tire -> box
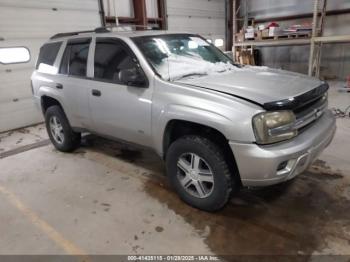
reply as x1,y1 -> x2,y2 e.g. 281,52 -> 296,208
166,135 -> 237,211
45,105 -> 81,152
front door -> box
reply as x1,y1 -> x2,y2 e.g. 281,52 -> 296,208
88,38 -> 153,147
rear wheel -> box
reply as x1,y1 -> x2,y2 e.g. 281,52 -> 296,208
166,135 -> 237,211
45,105 -> 81,152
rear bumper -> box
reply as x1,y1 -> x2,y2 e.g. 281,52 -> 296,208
230,109 -> 336,187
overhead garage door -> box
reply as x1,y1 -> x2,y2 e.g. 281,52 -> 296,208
167,0 -> 226,49
0,0 -> 101,132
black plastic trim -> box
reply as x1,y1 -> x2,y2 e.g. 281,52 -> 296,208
263,83 -> 329,111
50,30 -> 95,40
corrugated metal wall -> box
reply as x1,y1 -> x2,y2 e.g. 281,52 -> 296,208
0,0 -> 100,132
245,0 -> 350,80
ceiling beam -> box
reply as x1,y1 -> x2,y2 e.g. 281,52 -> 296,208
254,8 -> 350,23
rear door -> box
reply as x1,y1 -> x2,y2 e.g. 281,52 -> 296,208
57,38 -> 93,129
87,37 -> 153,147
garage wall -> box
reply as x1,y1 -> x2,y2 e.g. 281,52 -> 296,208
167,0 -> 226,48
0,0 -> 101,132
103,0 -> 159,19
104,0 -> 226,44
104,0 -> 226,48
244,0 -> 350,80
104,0 -> 133,17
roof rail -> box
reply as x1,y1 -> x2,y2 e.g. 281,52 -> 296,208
50,25 -> 157,40
50,30 -> 95,39
95,25 -> 155,32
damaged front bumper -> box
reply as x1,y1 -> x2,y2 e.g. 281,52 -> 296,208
230,109 -> 336,187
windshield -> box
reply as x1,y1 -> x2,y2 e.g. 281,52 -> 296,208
133,34 -> 238,81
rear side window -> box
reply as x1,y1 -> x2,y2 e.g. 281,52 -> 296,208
94,38 -> 138,83
36,42 -> 62,69
59,38 -> 91,77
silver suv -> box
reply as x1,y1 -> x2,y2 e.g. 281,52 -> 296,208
32,27 -> 336,211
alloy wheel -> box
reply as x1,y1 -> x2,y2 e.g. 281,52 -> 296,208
49,116 -> 64,144
176,153 -> 214,198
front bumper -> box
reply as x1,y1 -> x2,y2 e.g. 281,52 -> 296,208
230,109 -> 336,187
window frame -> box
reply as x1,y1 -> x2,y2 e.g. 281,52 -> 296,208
92,37 -> 149,88
0,46 -> 31,65
58,37 -> 92,78
36,41 -> 62,70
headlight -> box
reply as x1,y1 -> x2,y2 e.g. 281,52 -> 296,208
252,111 -> 297,144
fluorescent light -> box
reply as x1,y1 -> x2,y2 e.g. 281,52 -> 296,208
214,39 -> 224,47
0,47 -> 30,64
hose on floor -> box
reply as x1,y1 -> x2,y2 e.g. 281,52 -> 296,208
331,106 -> 350,118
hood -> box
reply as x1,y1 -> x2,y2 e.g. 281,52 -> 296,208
177,66 -> 326,109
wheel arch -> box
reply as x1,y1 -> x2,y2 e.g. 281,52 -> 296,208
162,119 -> 242,186
41,95 -> 63,114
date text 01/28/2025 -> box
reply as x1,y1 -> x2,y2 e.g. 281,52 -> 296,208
127,255 -> 220,261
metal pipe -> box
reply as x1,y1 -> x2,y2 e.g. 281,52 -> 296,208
314,35 -> 350,43
113,0 -> 119,25
308,0 -> 319,76
233,38 -> 311,47
225,0 -> 229,51
98,0 -> 106,27
254,8 -> 350,24
157,0 -> 167,30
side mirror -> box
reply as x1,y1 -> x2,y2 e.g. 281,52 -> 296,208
119,68 -> 147,88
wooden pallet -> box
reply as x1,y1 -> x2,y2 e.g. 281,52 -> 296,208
260,33 -> 311,40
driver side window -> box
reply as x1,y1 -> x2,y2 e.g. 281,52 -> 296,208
94,38 -> 142,85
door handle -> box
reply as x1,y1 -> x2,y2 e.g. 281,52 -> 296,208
92,89 -> 101,97
55,83 -> 63,89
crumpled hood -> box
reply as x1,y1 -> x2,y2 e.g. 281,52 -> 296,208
177,66 -> 324,105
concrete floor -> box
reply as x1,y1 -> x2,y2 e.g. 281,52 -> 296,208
0,82 -> 349,257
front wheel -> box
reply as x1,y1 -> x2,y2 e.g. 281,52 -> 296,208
45,105 -> 81,152
166,135 -> 237,211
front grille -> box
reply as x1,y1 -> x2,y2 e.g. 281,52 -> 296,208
294,93 -> 328,132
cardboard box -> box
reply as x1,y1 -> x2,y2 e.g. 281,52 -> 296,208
258,24 -> 266,31
256,30 -> 262,40
237,50 -> 255,65
244,26 -> 255,40
236,32 -> 244,42
262,29 -> 269,38
244,32 -> 255,40
269,26 -> 281,37
246,27 -> 254,33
